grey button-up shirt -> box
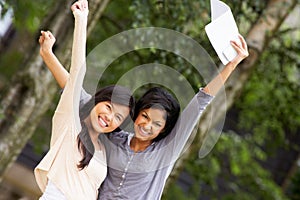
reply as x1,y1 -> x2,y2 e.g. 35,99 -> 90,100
94,89 -> 214,200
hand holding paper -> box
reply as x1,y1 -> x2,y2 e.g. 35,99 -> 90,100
205,0 -> 239,65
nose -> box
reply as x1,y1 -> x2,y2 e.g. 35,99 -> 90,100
143,122 -> 152,131
104,112 -> 113,123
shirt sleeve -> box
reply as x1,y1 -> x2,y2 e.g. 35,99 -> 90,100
50,10 -> 88,146
160,88 -> 214,160
80,88 -> 92,109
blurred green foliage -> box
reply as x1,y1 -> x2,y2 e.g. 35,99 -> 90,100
3,0 -> 54,32
237,31 -> 300,150
289,169 -> 300,200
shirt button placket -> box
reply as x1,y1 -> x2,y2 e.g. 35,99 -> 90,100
119,151 -> 134,193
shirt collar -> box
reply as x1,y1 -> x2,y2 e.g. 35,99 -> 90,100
126,133 -> 156,151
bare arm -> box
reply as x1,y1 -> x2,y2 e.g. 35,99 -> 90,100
39,30 -> 69,88
203,34 -> 249,96
39,30 -> 92,106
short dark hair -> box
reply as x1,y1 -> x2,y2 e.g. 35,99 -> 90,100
134,87 -> 180,142
78,85 -> 135,170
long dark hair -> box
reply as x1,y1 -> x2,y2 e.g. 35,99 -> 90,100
77,85 -> 135,170
133,87 -> 180,142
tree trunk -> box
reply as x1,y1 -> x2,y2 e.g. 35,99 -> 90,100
0,0 -> 110,181
166,0 -> 298,188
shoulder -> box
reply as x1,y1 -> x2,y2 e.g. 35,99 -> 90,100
108,130 -> 132,139
99,130 -> 132,143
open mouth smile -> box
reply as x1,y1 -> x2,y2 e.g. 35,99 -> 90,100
98,116 -> 108,128
138,126 -> 151,137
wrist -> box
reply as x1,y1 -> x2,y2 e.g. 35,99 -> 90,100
40,49 -> 54,58
73,10 -> 89,21
226,61 -> 237,71
227,56 -> 244,70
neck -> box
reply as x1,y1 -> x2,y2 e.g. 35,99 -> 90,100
130,137 -> 152,152
84,117 -> 101,150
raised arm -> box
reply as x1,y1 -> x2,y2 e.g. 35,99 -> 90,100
69,0 -> 88,79
39,28 -> 92,107
158,34 -> 249,165
38,0 -> 89,89
48,0 -> 89,145
39,30 -> 69,88
203,34 -> 249,96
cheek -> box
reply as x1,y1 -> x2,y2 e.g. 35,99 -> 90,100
90,107 -> 97,118
112,120 -> 121,128
96,105 -> 104,113
156,123 -> 166,135
154,128 -> 164,136
108,126 -> 116,132
134,116 -> 142,125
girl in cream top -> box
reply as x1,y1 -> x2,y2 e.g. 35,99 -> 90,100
35,1 -> 133,199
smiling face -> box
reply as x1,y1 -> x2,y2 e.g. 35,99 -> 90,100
133,108 -> 167,142
89,101 -> 130,133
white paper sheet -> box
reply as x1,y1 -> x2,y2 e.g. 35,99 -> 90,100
205,0 -> 239,65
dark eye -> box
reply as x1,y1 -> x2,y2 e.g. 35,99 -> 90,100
115,114 -> 122,122
154,123 -> 162,127
106,104 -> 112,110
142,113 -> 148,119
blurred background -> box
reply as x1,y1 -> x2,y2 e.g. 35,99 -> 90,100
0,0 -> 299,199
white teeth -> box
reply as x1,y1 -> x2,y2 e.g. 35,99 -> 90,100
139,127 -> 150,136
99,117 -> 108,127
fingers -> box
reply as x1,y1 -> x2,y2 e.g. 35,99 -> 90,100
230,34 -> 249,60
238,34 -> 247,50
231,35 -> 248,51
46,31 -> 54,39
38,36 -> 44,44
71,0 -> 88,12
81,0 -> 88,9
40,30 -> 55,40
39,30 -> 56,45
39,31 -> 46,44
230,39 -> 241,52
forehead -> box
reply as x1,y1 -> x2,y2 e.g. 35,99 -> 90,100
112,102 -> 130,113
